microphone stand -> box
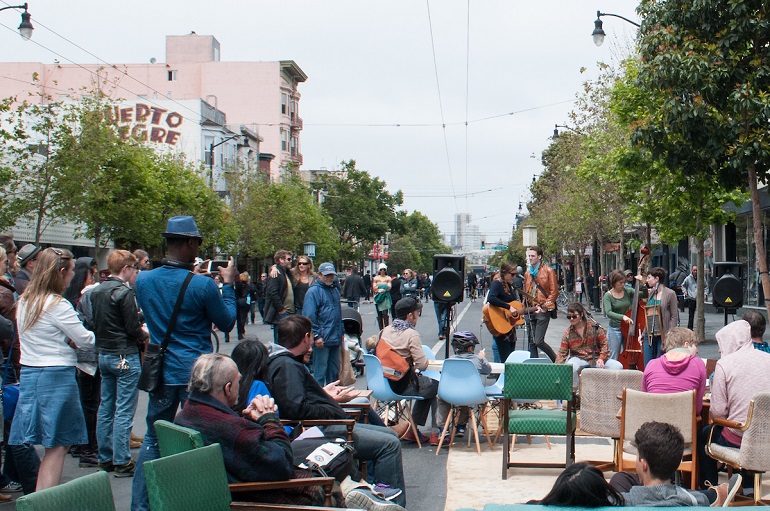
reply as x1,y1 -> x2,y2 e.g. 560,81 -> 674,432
584,309 -> 601,368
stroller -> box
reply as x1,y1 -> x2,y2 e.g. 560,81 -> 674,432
342,307 -> 366,376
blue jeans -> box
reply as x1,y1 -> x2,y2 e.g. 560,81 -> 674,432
434,302 -> 449,338
97,353 -> 141,466
131,384 -> 188,511
312,343 -> 341,387
607,326 -> 623,360
271,311 -> 292,343
325,423 -> 406,507
643,334 -> 663,367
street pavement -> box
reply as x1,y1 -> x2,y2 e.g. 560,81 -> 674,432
18,295 -> 743,510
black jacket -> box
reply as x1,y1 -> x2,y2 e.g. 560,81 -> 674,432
91,277 -> 148,355
342,273 -> 367,300
263,266 -> 289,324
265,345 -> 346,421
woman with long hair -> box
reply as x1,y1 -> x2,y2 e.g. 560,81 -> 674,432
62,257 -> 97,308
602,269 -> 636,361
8,248 -> 95,490
372,263 -> 392,330
534,462 -> 622,507
231,339 -> 271,414
289,256 -> 316,312
485,261 -> 521,363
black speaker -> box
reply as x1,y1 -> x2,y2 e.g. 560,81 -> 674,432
432,254 -> 465,303
712,262 -> 744,309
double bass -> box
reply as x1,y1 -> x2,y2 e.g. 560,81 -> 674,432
619,247 -> 650,370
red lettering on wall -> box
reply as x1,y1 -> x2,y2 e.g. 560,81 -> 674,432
135,104 -> 150,123
120,108 -> 133,123
150,127 -> 167,143
165,131 -> 181,145
166,112 -> 183,128
131,124 -> 148,141
150,106 -> 168,125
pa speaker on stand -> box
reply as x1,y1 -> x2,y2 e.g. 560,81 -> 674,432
432,254 -> 465,359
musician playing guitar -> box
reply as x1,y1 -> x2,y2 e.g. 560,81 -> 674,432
523,246 -> 558,362
637,267 -> 679,366
485,262 -> 522,363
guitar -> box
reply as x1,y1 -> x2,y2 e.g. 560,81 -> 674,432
514,284 -> 556,312
481,300 -> 536,336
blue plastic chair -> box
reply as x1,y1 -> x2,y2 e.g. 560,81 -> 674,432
436,358 -> 494,454
420,344 -> 441,381
363,354 -> 426,448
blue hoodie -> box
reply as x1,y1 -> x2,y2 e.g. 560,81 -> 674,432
301,279 -> 343,346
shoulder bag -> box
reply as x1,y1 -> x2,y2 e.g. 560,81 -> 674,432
137,272 -> 194,393
2,339 -> 19,419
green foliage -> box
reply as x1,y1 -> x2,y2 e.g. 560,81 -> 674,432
229,174 -> 337,262
386,211 -> 451,274
319,160 -> 404,261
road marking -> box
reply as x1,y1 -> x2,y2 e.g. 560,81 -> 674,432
430,300 -> 474,356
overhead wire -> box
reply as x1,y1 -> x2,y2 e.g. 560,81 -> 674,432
464,0 -> 470,216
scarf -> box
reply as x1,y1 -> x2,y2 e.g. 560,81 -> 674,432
528,262 -> 541,278
390,319 -> 414,333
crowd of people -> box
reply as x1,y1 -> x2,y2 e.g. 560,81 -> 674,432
2,221 -> 769,509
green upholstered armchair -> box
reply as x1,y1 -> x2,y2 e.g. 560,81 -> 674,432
15,470 -> 115,511
501,362 -> 576,479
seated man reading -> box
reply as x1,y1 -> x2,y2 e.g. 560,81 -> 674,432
266,315 -> 408,508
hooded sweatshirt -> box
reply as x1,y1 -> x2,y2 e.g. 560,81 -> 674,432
621,483 -> 710,507
713,319 -> 770,445
642,352 -> 706,413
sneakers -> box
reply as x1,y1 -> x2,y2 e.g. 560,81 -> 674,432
0,481 -> 22,493
98,461 -> 114,472
400,428 -> 428,444
345,488 -> 406,511
710,473 -> 742,507
78,453 -> 99,468
455,425 -> 466,438
372,484 -> 402,501
114,460 -> 136,478
130,432 -> 144,449
430,430 -> 451,446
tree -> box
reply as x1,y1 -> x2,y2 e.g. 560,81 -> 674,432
389,211 -> 451,274
612,0 -> 765,331
229,175 -> 337,263
319,160 -> 403,261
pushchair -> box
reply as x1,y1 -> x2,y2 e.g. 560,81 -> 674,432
342,307 -> 366,376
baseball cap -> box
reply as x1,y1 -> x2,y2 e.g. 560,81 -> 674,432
395,297 -> 422,319
17,244 -> 42,266
623,270 -> 633,277
318,262 -> 336,275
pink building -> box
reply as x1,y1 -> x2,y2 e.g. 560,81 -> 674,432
0,32 -> 306,182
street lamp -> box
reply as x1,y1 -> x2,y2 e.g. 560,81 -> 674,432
0,3 -> 33,40
523,225 -> 538,247
592,10 -> 640,47
208,134 -> 249,188
552,124 -> 578,139
303,241 -> 316,259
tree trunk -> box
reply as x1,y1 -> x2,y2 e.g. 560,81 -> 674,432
694,223 -> 706,343
619,224 -> 626,272
748,166 -> 770,318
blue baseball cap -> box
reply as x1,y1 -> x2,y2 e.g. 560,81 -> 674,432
318,262 -> 336,275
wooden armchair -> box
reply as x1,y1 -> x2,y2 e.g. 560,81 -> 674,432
154,420 -> 336,507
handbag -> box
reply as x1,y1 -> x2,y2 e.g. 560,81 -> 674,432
137,272 -> 194,393
2,339 -> 19,419
293,437 -> 354,481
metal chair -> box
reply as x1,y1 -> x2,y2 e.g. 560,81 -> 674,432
578,368 -> 643,472
706,392 -> 770,505
619,389 -> 698,489
363,353 -> 426,448
501,362 -> 576,479
15,471 -> 115,511
435,358 -> 495,454
154,420 -> 336,506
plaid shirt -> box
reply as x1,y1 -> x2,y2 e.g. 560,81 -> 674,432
556,322 -> 610,365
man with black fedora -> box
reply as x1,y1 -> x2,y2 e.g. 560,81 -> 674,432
14,244 -> 41,295
131,216 -> 237,511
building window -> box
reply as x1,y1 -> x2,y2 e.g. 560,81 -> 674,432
168,70 -> 178,81
289,100 -> 296,121
281,94 -> 288,115
281,130 -> 289,152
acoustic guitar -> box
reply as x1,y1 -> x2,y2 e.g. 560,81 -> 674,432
481,300 -> 534,336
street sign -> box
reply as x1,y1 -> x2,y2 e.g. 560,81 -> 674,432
494,245 -> 507,251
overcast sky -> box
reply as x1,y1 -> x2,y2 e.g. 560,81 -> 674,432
0,0 -> 640,243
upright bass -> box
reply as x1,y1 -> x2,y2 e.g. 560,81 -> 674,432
619,247 -> 649,370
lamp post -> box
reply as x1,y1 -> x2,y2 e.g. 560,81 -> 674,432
0,3 -> 33,40
552,124 -> 578,139
592,10 -> 640,47
523,225 -> 538,247
303,241 -> 316,259
209,134 -> 249,188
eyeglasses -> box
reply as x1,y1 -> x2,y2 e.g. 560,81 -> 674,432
50,247 -> 71,260
298,262 -> 310,266
566,314 -> 580,319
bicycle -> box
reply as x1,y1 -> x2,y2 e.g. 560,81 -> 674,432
556,286 -> 573,308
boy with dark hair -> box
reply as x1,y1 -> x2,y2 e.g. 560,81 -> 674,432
743,310 -> 770,353
610,421 -> 741,507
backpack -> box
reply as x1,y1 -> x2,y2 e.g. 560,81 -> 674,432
374,329 -> 411,382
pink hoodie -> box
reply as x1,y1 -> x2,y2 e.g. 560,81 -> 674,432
642,353 -> 706,413
713,320 -> 770,445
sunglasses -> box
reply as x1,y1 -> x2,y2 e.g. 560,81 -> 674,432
566,314 -> 580,319
298,262 -> 310,266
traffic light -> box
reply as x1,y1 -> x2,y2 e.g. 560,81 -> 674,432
481,241 -> 485,249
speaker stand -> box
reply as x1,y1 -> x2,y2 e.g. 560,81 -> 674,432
443,302 -> 456,360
